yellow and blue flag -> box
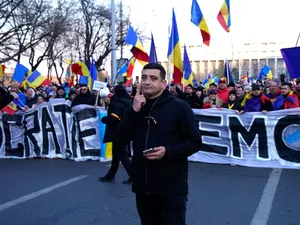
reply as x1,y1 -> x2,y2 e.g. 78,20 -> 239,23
183,45 -> 194,86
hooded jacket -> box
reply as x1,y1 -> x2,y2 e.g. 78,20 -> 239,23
102,85 -> 132,143
118,90 -> 202,195
71,90 -> 95,107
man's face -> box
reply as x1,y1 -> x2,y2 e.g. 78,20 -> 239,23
210,92 -> 217,100
252,89 -> 261,96
26,89 -> 33,98
80,87 -> 88,94
228,86 -> 234,91
51,86 -> 57,92
218,82 -> 227,90
236,87 -> 244,97
269,82 -> 278,94
235,84 -> 242,90
185,86 -> 193,94
280,85 -> 290,96
58,89 -> 65,96
141,69 -> 166,99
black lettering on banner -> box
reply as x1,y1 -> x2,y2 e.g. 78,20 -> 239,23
53,104 -> 71,151
75,108 -> 99,157
229,117 -> 268,159
41,107 -> 60,155
71,117 -> 77,158
194,114 -> 228,155
23,111 -> 40,157
0,121 -> 3,152
275,115 -> 300,163
1,114 -> 24,157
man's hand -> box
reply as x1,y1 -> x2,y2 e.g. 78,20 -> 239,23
133,86 -> 146,112
144,146 -> 166,160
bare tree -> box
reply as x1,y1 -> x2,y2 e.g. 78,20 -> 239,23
67,0 -> 130,69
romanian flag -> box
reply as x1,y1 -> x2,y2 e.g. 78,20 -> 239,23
89,57 -> 98,87
281,47 -> 300,79
149,33 -> 158,63
182,45 -> 194,86
167,9 -> 183,84
1,101 -> 18,115
0,64 -> 5,76
257,65 -> 273,80
191,0 -> 210,46
217,0 -> 231,32
126,57 -> 136,85
27,70 -> 51,88
12,63 -> 29,83
224,60 -> 233,83
125,25 -> 149,65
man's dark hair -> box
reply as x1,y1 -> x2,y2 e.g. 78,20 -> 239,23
143,63 -> 166,80
281,82 -> 292,89
236,85 -> 244,90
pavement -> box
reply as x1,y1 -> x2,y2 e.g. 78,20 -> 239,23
0,159 -> 300,225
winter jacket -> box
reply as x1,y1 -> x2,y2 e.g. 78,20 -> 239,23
118,90 -> 202,195
71,91 -> 95,107
102,97 -> 132,143
217,88 -> 230,104
0,94 -> 14,110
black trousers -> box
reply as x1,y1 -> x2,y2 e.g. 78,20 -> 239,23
136,194 -> 187,225
107,141 -> 131,178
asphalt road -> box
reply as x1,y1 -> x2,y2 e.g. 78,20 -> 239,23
0,159 -> 299,225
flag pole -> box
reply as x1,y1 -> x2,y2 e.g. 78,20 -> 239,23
111,0 -> 117,85
167,13 -> 172,91
296,32 -> 300,47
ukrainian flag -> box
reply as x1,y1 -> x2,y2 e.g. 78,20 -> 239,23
27,70 -> 50,88
191,0 -> 210,46
167,9 -> 183,84
217,0 -> 231,32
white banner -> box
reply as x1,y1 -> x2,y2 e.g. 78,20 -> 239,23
189,108 -> 300,169
0,99 -> 101,161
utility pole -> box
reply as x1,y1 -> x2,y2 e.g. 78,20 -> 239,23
120,0 -> 123,59
111,0 -> 116,84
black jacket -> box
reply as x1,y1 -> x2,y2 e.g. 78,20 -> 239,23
118,90 -> 202,195
102,97 -> 132,143
71,91 -> 95,107
0,94 -> 14,110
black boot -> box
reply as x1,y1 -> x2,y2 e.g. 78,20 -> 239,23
122,177 -> 132,184
99,174 -> 114,182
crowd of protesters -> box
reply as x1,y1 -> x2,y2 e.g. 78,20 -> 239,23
167,77 -> 300,113
1,75 -> 300,113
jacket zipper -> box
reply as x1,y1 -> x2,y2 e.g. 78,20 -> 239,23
144,97 -> 160,195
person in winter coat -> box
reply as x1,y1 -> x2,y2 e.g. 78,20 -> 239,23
175,84 -> 198,108
99,85 -> 133,183
217,78 -> 230,104
223,90 -> 241,110
0,88 -> 19,110
25,88 -> 37,108
202,89 -> 223,108
273,82 -> 300,110
71,84 -> 95,107
193,86 -> 204,109
237,84 -> 273,114
117,63 -> 202,225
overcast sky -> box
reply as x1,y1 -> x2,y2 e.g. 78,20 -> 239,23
123,0 -> 300,55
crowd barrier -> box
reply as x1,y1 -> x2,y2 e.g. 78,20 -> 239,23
1,99 -> 300,169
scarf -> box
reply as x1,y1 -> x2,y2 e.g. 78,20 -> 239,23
272,91 -> 295,110
241,93 -> 262,112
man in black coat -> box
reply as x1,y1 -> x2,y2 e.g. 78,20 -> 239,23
0,88 -> 19,110
99,85 -> 132,183
71,84 -> 95,107
118,63 -> 202,225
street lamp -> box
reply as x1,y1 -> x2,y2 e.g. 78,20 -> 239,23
111,0 -> 116,84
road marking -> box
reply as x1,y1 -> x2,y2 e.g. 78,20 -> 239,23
0,175 -> 89,213
250,168 -> 282,225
